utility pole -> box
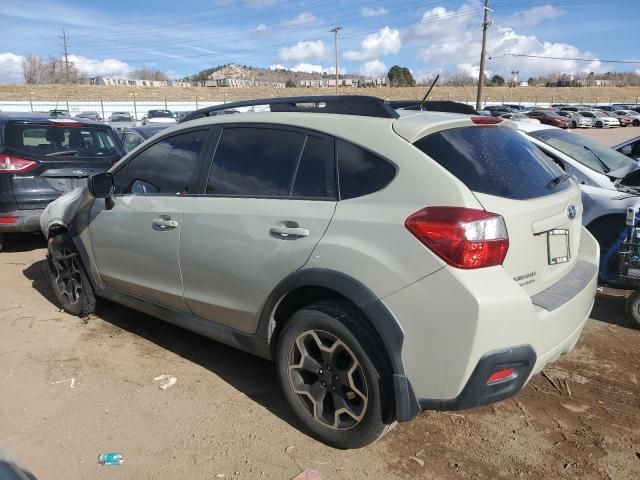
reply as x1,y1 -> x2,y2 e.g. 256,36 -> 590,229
60,28 -> 71,83
330,26 -> 342,95
475,0 -> 490,110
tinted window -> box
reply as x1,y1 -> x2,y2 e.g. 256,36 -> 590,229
414,126 -> 570,200
122,130 -> 205,195
122,132 -> 144,152
4,124 -> 122,159
207,127 -> 305,196
292,136 -> 330,198
337,140 -> 395,200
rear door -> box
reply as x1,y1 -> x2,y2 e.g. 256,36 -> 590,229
180,125 -> 336,333
414,125 -> 582,296
4,120 -> 123,210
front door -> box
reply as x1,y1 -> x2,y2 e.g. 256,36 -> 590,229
180,126 -> 337,333
89,128 -> 211,311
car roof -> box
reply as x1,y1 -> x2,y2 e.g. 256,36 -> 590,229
0,111 -> 106,126
165,109 -> 510,146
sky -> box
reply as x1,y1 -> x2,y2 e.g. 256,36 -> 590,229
0,0 -> 639,84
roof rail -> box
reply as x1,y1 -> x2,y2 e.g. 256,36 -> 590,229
389,100 -> 478,115
180,95 -> 399,123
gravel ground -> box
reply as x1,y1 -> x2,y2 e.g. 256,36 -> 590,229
0,129 -> 638,480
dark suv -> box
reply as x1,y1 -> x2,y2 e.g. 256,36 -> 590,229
0,113 -> 124,250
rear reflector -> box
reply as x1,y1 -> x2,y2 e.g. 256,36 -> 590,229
471,116 -> 503,125
0,216 -> 18,225
0,155 -> 38,173
405,207 -> 509,269
487,368 -> 516,385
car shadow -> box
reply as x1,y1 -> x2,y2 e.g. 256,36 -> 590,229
2,234 -> 46,253
22,259 -> 307,436
591,293 -> 639,330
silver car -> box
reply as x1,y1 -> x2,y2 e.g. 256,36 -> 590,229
40,96 -> 598,448
582,110 -> 620,128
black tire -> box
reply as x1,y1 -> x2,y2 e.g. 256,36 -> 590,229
571,121 -> 577,129
47,234 -> 96,316
587,216 -> 625,254
0,233 -> 4,252
275,300 -> 393,449
633,119 -> 640,127
624,290 -> 640,328
595,121 -> 603,129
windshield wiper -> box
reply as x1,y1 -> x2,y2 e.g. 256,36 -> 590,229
45,150 -> 79,157
548,173 -> 571,188
583,145 -> 610,173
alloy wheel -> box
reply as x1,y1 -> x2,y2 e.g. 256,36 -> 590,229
287,329 -> 368,430
52,248 -> 83,305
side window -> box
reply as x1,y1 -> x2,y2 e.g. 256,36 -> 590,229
337,139 -> 396,200
292,136 -> 331,198
123,132 -> 143,153
207,127 -> 305,196
122,130 -> 206,195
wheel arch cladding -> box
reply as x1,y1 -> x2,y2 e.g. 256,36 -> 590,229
258,268 -> 421,422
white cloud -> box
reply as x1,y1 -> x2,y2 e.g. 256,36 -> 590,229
278,40 -> 327,62
412,4 -> 606,79
68,55 -> 132,77
344,27 -> 401,61
282,13 -> 317,27
251,23 -> 269,37
269,63 -> 345,75
501,5 -> 564,28
361,6 -> 388,17
0,52 -> 24,83
360,59 -> 387,77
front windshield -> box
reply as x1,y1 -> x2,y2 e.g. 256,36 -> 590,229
528,129 -> 635,175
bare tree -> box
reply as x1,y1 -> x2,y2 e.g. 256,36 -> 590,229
129,68 -> 169,81
22,55 -> 47,84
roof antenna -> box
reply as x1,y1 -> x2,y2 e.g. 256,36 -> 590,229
416,74 -> 440,111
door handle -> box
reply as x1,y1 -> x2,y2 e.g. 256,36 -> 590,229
152,217 -> 179,231
270,226 -> 310,238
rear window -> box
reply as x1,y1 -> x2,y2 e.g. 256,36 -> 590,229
4,123 -> 122,159
414,126 -> 570,200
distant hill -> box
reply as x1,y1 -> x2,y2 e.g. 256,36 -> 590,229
186,63 -> 361,84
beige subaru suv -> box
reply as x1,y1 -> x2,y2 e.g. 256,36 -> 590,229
41,96 -> 598,449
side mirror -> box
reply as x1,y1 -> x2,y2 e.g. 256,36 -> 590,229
88,172 -> 114,198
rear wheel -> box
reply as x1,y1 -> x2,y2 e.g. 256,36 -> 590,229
47,234 -> 96,316
276,301 -> 392,449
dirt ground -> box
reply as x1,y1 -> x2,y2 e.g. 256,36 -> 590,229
0,131 -> 639,480
2,84 -> 640,104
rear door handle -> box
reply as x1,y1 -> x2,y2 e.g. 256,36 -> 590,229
152,216 -> 179,231
270,226 -> 310,238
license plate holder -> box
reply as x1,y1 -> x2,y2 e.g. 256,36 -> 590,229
547,229 -> 570,265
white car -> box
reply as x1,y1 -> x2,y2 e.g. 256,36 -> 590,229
560,111 -> 594,128
141,109 -> 177,125
516,121 -> 640,251
40,96 -> 598,448
581,110 -> 619,128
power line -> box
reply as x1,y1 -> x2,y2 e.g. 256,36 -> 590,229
490,53 -> 640,64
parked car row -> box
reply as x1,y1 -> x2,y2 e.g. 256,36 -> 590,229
483,103 -> 640,129
5,96 -> 639,449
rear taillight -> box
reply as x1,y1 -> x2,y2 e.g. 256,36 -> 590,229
0,155 -> 38,173
0,216 -> 18,225
405,207 -> 509,269
471,116 -> 503,125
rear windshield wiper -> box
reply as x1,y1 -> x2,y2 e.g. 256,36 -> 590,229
45,150 -> 79,157
583,145 -> 610,173
548,173 -> 571,188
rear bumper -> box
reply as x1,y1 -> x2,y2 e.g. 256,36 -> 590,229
0,209 -> 45,233
382,227 -> 599,414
